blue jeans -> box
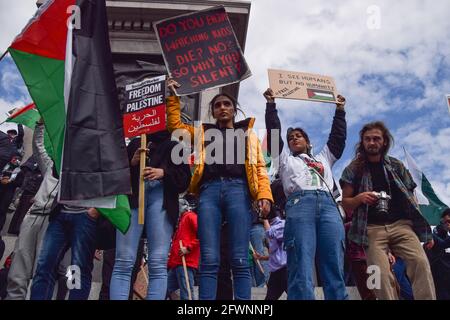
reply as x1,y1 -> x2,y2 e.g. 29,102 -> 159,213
250,223 -> 269,287
197,178 -> 252,300
168,266 -> 196,300
284,190 -> 348,300
167,268 -> 178,298
30,211 -> 97,300
392,257 -> 414,300
110,180 -> 173,300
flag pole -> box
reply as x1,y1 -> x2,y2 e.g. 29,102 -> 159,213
249,242 -> 268,288
0,50 -> 8,63
138,134 -> 146,225
179,240 -> 193,300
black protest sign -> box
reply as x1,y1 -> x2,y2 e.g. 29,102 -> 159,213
154,6 -> 251,96
123,75 -> 166,138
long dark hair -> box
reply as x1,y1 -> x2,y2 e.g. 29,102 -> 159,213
208,93 -> 245,123
351,121 -> 394,175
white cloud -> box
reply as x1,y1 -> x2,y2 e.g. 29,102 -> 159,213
0,57 -> 31,123
0,59 -> 29,97
0,0 -> 37,51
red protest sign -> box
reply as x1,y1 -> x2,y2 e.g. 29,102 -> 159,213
154,6 -> 251,96
123,76 -> 166,138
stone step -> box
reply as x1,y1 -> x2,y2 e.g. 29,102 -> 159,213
87,284 -> 361,300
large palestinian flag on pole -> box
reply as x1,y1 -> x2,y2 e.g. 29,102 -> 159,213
404,148 -> 449,226
8,0 -> 131,232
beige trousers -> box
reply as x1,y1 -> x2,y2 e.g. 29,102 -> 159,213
366,219 -> 436,300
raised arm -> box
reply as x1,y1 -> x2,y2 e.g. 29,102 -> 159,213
32,120 -> 53,175
264,88 -> 284,158
166,79 -> 195,144
15,124 -> 24,149
326,95 -> 347,160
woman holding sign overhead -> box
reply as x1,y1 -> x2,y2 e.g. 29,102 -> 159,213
110,130 -> 191,300
264,88 -> 348,300
166,79 -> 273,300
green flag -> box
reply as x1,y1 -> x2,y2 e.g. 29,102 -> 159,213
404,148 -> 449,225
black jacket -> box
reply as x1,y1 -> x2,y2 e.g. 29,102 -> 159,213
20,155 -> 43,194
429,224 -> 450,277
0,131 -> 14,170
11,124 -> 24,151
127,132 -> 191,227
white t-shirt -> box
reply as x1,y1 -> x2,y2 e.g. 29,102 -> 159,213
278,144 -> 337,197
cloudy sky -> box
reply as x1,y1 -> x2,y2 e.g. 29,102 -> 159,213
0,0 -> 449,204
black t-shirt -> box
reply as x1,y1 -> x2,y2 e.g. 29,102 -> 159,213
202,128 -> 246,182
367,161 -> 409,225
127,136 -> 166,209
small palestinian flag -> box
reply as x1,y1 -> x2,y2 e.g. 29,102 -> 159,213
6,103 -> 39,129
307,89 -> 336,102
6,103 -> 53,156
8,0 -> 131,233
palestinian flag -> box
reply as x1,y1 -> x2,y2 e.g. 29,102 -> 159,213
404,148 -> 449,226
6,103 -> 53,155
6,103 -> 39,129
307,89 -> 335,102
8,0 -> 131,233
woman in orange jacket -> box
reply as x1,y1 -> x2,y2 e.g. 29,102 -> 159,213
166,79 -> 273,300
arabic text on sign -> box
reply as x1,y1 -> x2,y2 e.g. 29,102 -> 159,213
128,117 -> 161,134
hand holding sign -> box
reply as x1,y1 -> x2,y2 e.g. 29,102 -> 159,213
257,199 -> 271,218
167,77 -> 181,96
131,148 -> 149,167
263,88 -> 275,103
336,95 -> 346,110
144,167 -> 164,181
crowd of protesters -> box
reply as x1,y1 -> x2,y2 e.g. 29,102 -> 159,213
0,82 -> 449,301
